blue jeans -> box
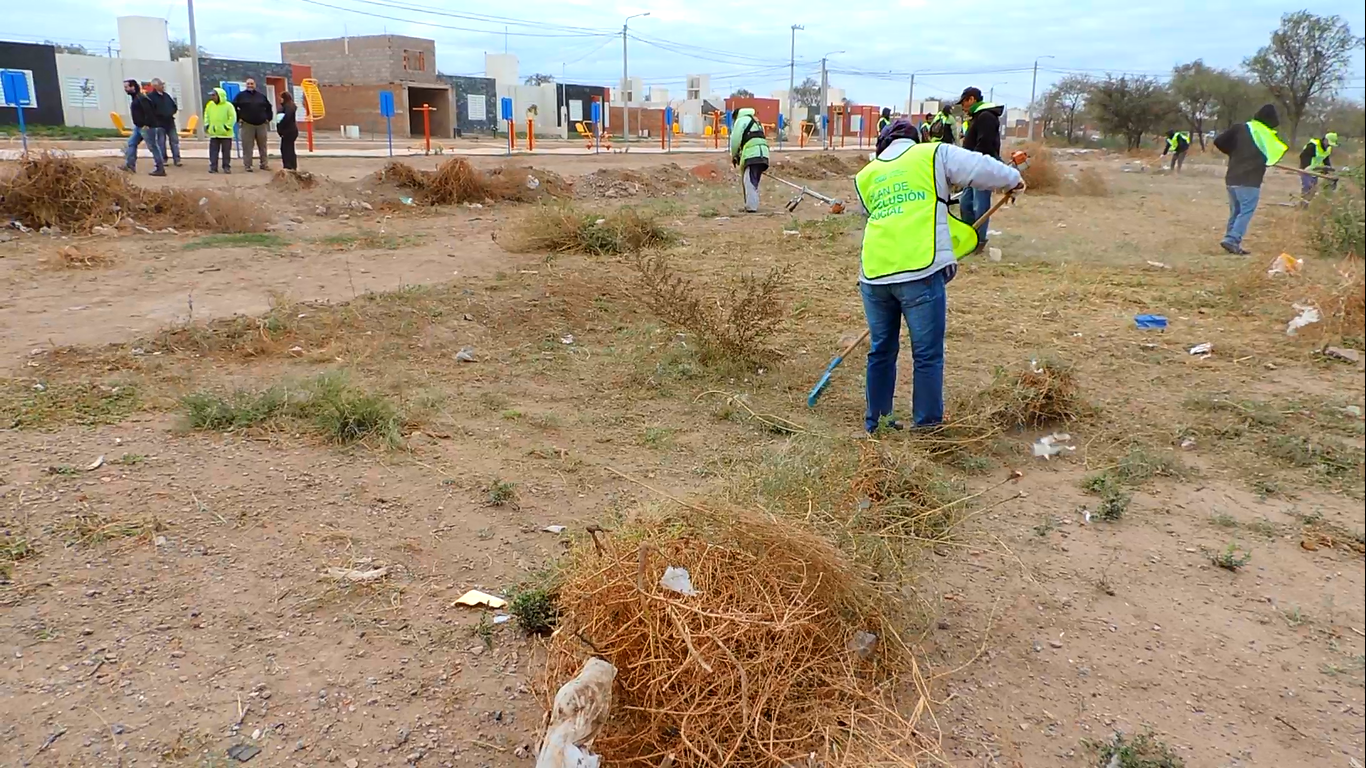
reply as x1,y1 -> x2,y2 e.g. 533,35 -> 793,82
124,126 -> 165,171
861,270 -> 949,432
157,125 -> 181,164
1222,185 -> 1260,247
958,187 -> 992,238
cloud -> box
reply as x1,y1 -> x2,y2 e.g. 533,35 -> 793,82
7,0 -> 1364,106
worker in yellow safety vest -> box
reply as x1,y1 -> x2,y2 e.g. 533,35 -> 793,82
1162,130 -> 1191,173
852,118 -> 1024,433
877,107 -> 892,133
1212,104 -> 1286,255
1298,131 -> 1338,199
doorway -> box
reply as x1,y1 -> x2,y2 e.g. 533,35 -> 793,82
406,85 -> 451,138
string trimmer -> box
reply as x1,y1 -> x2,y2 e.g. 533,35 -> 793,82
805,177 -> 1023,408
770,175 -> 846,214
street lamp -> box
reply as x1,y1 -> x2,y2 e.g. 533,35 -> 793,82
787,24 -> 803,128
1027,55 -> 1055,141
818,50 -> 843,139
621,11 -> 650,148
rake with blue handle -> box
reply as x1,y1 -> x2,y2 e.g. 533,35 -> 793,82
804,162 -> 1026,409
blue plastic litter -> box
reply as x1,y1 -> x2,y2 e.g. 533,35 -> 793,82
1134,314 -> 1168,330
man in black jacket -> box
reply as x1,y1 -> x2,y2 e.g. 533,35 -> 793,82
957,87 -> 1005,253
148,79 -> 182,168
120,79 -> 165,176
232,78 -> 274,171
1212,104 -> 1287,255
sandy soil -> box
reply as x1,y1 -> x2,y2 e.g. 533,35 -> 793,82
2,145 -> 1362,768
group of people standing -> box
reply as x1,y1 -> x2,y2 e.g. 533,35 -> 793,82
122,77 -> 300,176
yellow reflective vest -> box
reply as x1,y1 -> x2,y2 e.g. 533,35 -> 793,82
854,142 -> 978,280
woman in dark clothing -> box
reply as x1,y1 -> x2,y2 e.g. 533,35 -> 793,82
277,91 -> 300,170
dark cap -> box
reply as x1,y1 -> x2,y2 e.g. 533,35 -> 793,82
958,87 -> 983,104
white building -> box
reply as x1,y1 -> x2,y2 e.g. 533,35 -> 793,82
53,16 -> 196,130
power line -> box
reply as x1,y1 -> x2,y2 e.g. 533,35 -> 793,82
293,0 -> 608,37
315,0 -> 612,34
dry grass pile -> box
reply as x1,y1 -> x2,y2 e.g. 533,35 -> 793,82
377,158 -> 559,205
503,204 -> 674,256
0,153 -> 267,233
971,357 -> 1083,429
268,169 -> 318,190
1073,166 -> 1110,196
54,245 -> 115,269
1019,143 -> 1061,194
631,251 -> 789,362
543,506 -> 936,768
772,153 -> 867,179
1302,260 -> 1365,343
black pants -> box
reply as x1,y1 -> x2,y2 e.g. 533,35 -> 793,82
279,132 -> 298,170
209,137 -> 232,171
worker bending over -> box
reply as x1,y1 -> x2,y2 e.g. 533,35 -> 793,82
853,118 -> 1024,433
1298,131 -> 1338,200
729,108 -> 770,213
1162,129 -> 1191,173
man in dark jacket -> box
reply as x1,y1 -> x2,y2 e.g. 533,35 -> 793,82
232,78 -> 274,171
928,105 -> 956,144
148,78 -> 181,167
1161,129 -> 1191,173
957,87 -> 1004,253
1212,104 -> 1287,255
877,107 -> 892,133
120,79 -> 165,176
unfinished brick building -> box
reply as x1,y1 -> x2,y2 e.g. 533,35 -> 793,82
281,34 -> 452,138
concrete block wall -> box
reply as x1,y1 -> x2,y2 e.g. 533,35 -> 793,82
439,75 -> 496,135
282,35 -> 438,86
310,84 -> 394,136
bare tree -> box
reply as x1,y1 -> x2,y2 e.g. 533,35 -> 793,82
791,77 -> 820,108
1170,60 -> 1221,149
524,73 -> 555,86
44,40 -> 88,55
169,38 -> 208,60
730,88 -> 755,98
1245,11 -> 1364,144
1045,74 -> 1091,144
1088,75 -> 1177,150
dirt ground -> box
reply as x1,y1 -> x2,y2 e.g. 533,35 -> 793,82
2,145 -> 1362,768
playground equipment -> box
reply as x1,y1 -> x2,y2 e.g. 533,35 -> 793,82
300,78 -> 324,152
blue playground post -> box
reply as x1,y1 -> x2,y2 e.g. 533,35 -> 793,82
221,81 -> 243,158
664,106 -> 674,153
1,70 -> 32,155
590,99 -> 602,154
378,90 -> 395,157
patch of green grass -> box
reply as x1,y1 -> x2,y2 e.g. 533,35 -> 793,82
1095,487 -> 1131,521
1281,607 -> 1309,628
698,206 -> 720,218
181,372 -> 404,446
0,124 -> 122,140
473,612 -> 495,649
314,231 -> 420,250
1209,542 -> 1252,571
795,214 -> 854,241
1210,512 -> 1239,528
1264,434 -> 1363,479
2,380 -> 140,430
182,233 -> 287,251
641,426 -> 676,449
486,479 -> 517,506
507,579 -> 559,635
112,453 -> 147,466
1033,516 -> 1057,537
1085,730 -> 1184,768
500,409 -> 524,421
1082,445 -> 1183,517
0,535 -> 37,580
45,465 -> 81,476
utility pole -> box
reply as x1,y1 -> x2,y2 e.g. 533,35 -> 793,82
187,0 -> 203,137
787,24 -> 802,129
1027,55 -> 1054,142
906,73 -> 915,117
621,12 -> 650,149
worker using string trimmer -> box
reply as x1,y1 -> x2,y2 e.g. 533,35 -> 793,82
852,118 -> 1023,433
729,107 -> 770,213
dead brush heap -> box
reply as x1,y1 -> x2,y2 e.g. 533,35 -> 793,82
505,204 -> 675,256
630,250 -> 790,363
971,357 -> 1083,429
380,158 -> 541,205
543,507 -> 937,768
0,153 -> 267,233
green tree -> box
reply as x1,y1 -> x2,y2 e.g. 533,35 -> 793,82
1088,75 -> 1176,150
730,88 -> 755,99
168,38 -> 209,60
1170,60 -> 1221,149
1208,71 -> 1268,131
1244,11 -> 1364,144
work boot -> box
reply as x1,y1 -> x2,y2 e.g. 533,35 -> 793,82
150,168 -> 167,177
1219,241 -> 1241,255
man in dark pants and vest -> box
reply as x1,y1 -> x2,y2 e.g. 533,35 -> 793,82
1212,104 -> 1286,255
1161,129 -> 1191,173
853,118 -> 1024,432
956,87 -> 1005,254
878,107 -> 892,133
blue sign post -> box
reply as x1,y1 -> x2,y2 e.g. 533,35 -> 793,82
777,113 -> 785,150
663,106 -> 674,153
590,99 -> 602,154
1,70 -> 33,155
221,81 -> 243,158
378,90 -> 395,157
499,97 -> 514,155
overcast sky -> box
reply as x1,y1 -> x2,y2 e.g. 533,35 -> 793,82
7,0 -> 1365,108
